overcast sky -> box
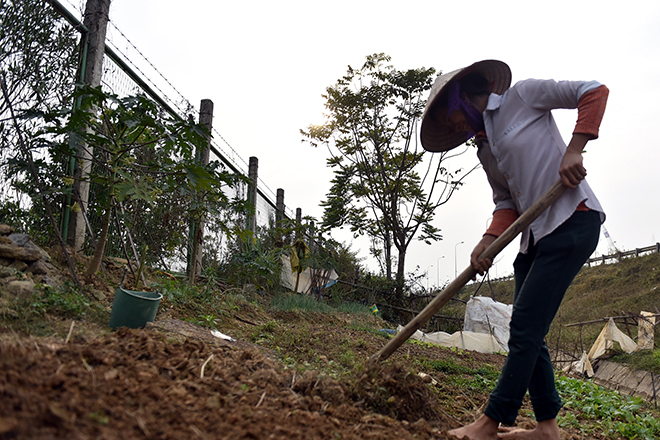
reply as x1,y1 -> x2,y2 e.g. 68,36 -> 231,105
65,0 -> 660,286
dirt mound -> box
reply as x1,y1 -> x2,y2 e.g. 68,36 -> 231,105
0,324 -> 450,439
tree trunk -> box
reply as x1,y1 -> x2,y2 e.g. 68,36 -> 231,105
384,230 -> 392,281
394,244 -> 407,302
85,206 -> 111,279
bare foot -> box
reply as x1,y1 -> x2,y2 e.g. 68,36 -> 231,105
447,414 -> 500,440
497,419 -> 560,440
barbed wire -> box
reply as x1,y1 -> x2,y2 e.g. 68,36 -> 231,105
53,0 -> 299,222
103,20 -> 263,186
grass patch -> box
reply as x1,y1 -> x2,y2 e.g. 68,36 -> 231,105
270,293 -> 334,313
0,281 -> 110,336
271,293 -> 374,318
156,278 -> 258,329
415,358 -> 500,393
334,301 -> 372,315
609,349 -> 660,374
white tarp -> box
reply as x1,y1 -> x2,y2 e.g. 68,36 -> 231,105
280,255 -> 338,294
397,325 -> 506,354
564,351 -> 595,377
638,311 -> 656,350
464,296 -> 513,352
587,318 -> 638,360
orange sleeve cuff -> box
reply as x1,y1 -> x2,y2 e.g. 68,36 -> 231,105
485,209 -> 519,237
574,85 -> 609,139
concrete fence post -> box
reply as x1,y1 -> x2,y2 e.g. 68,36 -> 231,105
276,189 -> 285,225
295,208 -> 302,238
67,0 -> 111,251
188,99 -> 212,280
247,157 -> 258,234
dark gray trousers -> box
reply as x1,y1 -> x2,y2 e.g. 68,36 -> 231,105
484,210 -> 601,425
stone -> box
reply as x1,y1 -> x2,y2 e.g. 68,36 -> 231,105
25,259 -> 56,276
0,224 -> 14,235
0,267 -> 18,278
35,275 -> 58,287
0,236 -> 12,244
0,276 -> 19,285
3,279 -> 36,299
105,256 -> 129,266
8,260 -> 28,272
7,233 -> 30,246
8,234 -> 51,262
90,289 -> 107,301
0,243 -> 42,262
0,257 -> 13,267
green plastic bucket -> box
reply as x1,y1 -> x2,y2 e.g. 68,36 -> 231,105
108,287 -> 162,329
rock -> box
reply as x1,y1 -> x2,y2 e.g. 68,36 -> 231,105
8,260 -> 28,272
7,233 -> 30,246
25,259 -> 56,276
3,279 -> 36,299
8,233 -> 51,262
0,257 -> 12,267
0,416 -> 19,435
0,267 -> 18,278
0,224 -> 14,235
0,276 -> 19,285
0,236 -> 12,244
0,296 -> 19,318
90,289 -> 107,301
34,274 -> 58,287
0,243 -> 42,262
105,256 -> 129,266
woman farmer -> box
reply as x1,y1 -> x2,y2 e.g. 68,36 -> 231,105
420,60 -> 608,440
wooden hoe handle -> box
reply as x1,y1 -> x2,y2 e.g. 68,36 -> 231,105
369,179 -> 567,366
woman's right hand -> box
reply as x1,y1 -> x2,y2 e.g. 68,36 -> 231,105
470,235 -> 497,277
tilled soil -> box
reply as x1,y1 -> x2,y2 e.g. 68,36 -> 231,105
0,320 -> 455,439
1,315 -> 608,440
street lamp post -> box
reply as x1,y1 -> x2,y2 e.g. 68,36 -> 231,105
454,241 -> 464,279
426,265 -> 433,290
436,256 -> 445,287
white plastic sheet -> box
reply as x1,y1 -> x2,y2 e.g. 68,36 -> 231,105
587,318 -> 638,360
463,296 -> 512,352
280,255 -> 338,294
565,351 -> 595,377
637,311 -> 656,350
397,325 -> 506,354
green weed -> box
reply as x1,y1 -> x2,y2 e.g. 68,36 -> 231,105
557,375 -> 660,440
270,293 -> 334,313
609,349 -> 660,374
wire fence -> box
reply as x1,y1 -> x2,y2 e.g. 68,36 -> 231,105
5,0 -> 296,271
99,9 -> 286,230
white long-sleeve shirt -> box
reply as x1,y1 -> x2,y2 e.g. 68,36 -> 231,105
478,79 -> 606,253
